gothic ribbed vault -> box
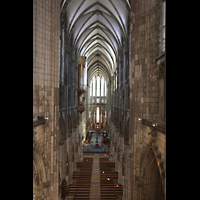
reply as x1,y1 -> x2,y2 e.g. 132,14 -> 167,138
61,0 -> 130,83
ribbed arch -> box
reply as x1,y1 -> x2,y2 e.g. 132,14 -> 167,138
81,33 -> 117,63
61,0 -> 130,87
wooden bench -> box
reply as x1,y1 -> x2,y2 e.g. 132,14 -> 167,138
73,173 -> 91,177
100,168 -> 115,171
74,171 -> 92,174
77,163 -> 93,165
77,168 -> 93,171
83,157 -> 93,162
74,194 -> 90,197
75,180 -> 91,184
100,158 -> 109,162
67,190 -> 90,194
101,194 -> 117,197
69,183 -> 90,187
100,163 -> 115,171
101,184 -> 122,186
68,188 -> 90,191
100,174 -> 118,178
73,176 -> 91,179
77,165 -> 93,167
77,162 -> 93,165
101,192 -> 122,196
100,171 -> 118,174
100,162 -> 115,165
101,191 -> 123,195
100,180 -> 119,184
100,164 -> 115,168
101,187 -> 122,191
77,165 -> 93,169
69,185 -> 90,188
100,177 -> 118,181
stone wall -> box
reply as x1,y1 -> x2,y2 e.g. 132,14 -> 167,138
109,0 -> 166,200
57,8 -> 86,199
33,0 -> 60,199
33,1 -> 166,199
128,0 -> 166,199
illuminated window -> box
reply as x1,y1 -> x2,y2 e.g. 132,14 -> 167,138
90,81 -> 92,96
93,77 -> 95,96
97,76 -> 100,96
101,76 -> 104,96
105,80 -> 107,96
161,0 -> 166,53
90,75 -> 107,100
97,107 -> 99,123
89,111 -> 91,118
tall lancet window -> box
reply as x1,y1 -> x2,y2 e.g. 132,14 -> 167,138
97,107 -> 99,123
89,111 -> 91,118
93,76 -> 95,96
105,80 -> 107,96
97,75 -> 100,96
101,76 -> 104,96
162,0 -> 166,53
90,81 -> 92,96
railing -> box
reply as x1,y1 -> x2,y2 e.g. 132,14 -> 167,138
33,116 -> 46,127
141,117 -> 166,134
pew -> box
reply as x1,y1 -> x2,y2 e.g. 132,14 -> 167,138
100,162 -> 115,171
69,183 -> 91,187
75,180 -> 92,184
69,185 -> 90,188
101,194 -> 117,198
83,157 -> 93,162
99,158 -> 109,162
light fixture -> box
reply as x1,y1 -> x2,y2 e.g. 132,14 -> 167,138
107,178 -> 110,180
152,123 -> 158,126
138,117 -> 142,121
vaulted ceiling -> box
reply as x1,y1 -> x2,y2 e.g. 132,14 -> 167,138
61,0 -> 130,84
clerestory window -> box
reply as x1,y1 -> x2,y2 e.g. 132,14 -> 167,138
161,0 -> 166,53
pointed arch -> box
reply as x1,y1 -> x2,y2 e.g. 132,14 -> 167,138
139,147 -> 164,200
